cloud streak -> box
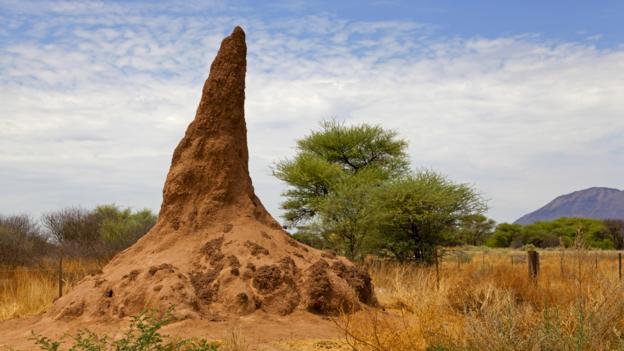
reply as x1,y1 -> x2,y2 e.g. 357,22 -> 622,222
1,1 -> 622,223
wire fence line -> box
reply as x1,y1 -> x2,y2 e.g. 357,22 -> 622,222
2,250 -> 624,294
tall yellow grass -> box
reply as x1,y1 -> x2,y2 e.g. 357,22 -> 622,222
0,259 -> 102,321
339,248 -> 624,351
3,249 -> 624,350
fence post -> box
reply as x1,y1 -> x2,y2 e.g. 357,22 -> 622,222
456,253 -> 461,270
560,250 -> 564,277
511,255 -> 514,267
528,250 -> 539,281
58,255 -> 63,298
619,253 -> 622,282
595,252 -> 598,270
481,251 -> 485,269
434,247 -> 440,291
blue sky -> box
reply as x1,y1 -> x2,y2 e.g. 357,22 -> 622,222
260,1 -> 623,45
1,0 -> 623,223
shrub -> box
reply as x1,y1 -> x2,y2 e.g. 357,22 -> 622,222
486,223 -> 523,248
41,205 -> 156,259
31,307 -> 219,351
0,215 -> 50,266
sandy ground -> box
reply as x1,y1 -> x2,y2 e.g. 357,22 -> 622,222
0,310 -> 352,350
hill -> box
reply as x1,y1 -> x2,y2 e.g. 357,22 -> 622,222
515,187 -> 624,225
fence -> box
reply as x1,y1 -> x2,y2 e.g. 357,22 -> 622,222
0,258 -> 102,297
3,250 -> 624,295
430,248 -> 624,290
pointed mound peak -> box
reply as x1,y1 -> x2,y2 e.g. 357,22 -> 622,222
231,25 -> 245,37
158,26 -> 274,231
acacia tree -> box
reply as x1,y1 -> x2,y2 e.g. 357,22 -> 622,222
315,168 -> 382,258
274,120 -> 409,258
370,170 -> 487,263
458,214 -> 496,246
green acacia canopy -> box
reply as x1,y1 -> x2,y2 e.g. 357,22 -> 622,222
274,120 -> 410,225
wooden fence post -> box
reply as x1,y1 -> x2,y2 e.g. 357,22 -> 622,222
58,255 -> 63,298
511,255 -> 514,267
456,253 -> 461,270
528,250 -> 539,281
595,252 -> 598,270
618,253 -> 622,282
560,250 -> 564,277
434,247 -> 440,291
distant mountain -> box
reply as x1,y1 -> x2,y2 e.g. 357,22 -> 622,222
515,187 -> 624,225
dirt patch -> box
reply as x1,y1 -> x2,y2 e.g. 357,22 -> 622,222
321,250 -> 336,259
55,300 -> 85,320
252,265 -> 283,294
201,237 -> 225,265
332,261 -> 376,305
148,263 -> 175,276
286,235 -> 309,252
279,256 -> 298,274
226,255 -> 241,268
245,240 -> 269,256
306,260 -> 333,314
190,267 -> 222,304
123,269 -> 141,281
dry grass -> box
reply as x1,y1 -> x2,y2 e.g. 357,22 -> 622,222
339,248 -> 624,351
3,249 -> 624,350
0,258 -> 103,321
220,328 -> 250,351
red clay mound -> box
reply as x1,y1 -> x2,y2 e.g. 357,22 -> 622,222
44,26 -> 376,324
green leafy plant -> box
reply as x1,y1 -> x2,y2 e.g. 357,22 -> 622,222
31,307 -> 219,351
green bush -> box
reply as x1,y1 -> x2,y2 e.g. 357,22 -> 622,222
31,308 -> 218,351
486,218 -> 620,249
42,205 -> 156,259
486,223 -> 523,248
523,218 -> 611,249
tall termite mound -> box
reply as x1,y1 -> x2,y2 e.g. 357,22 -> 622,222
46,26 -> 376,323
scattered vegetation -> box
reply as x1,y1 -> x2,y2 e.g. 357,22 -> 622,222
43,204 -> 157,259
370,171 -> 485,264
31,307 -> 222,350
275,120 -> 486,263
339,248 -> 624,351
0,205 -> 155,267
487,217 -> 624,249
5,248 -> 624,350
0,259 -> 102,320
0,215 -> 52,266
276,121 -> 624,262
1,205 -> 155,321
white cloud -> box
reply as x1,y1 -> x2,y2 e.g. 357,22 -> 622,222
0,2 -> 623,223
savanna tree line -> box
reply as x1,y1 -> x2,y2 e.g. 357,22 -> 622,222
486,217 -> 624,250
0,205 -> 156,266
275,120 -> 624,263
